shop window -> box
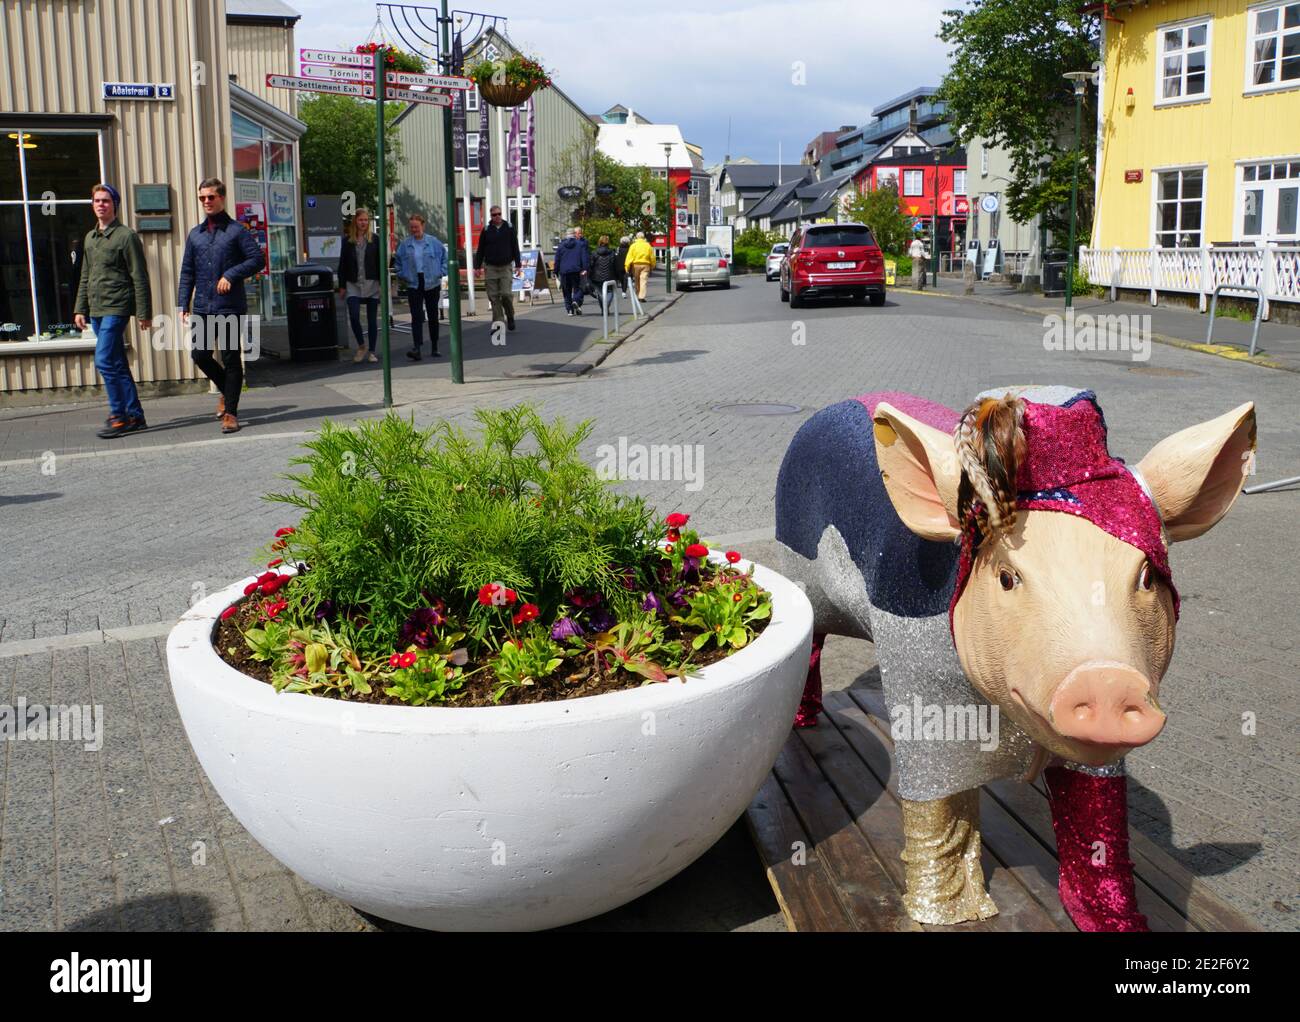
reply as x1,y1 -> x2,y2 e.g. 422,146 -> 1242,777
233,137 -> 262,180
1158,19 -> 1211,102
0,127 -> 102,337
466,132 -> 480,172
232,111 -> 263,138
1248,1 -> 1300,89
1155,168 -> 1204,247
267,141 -> 294,183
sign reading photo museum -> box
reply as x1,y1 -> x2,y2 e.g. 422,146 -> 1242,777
103,82 -> 176,100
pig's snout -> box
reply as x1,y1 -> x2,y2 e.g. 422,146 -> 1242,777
1048,663 -> 1166,749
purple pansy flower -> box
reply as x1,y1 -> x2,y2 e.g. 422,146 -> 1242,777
551,616 -> 584,641
641,592 -> 662,613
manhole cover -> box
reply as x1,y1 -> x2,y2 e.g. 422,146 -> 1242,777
710,402 -> 802,416
1126,366 -> 1202,377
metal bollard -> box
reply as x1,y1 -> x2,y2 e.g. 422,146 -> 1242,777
601,281 -> 621,340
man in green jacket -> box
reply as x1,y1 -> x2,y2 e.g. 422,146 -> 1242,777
73,183 -> 152,439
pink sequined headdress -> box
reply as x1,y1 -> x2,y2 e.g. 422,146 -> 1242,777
950,391 -> 1176,626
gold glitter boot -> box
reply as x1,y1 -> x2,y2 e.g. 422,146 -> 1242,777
899,789 -> 998,924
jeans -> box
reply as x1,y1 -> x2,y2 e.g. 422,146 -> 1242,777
91,315 -> 145,420
407,282 -> 441,353
347,295 -> 379,350
188,314 -> 244,416
561,271 -> 585,311
482,263 -> 515,324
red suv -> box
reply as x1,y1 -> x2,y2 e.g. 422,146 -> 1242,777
780,222 -> 886,308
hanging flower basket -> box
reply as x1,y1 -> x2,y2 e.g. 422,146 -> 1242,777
469,55 -> 552,107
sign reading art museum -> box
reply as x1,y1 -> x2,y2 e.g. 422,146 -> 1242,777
103,82 -> 175,100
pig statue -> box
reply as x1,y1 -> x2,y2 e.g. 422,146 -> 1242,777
775,386 -> 1256,930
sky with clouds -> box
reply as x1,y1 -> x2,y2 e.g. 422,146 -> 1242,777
290,0 -> 957,165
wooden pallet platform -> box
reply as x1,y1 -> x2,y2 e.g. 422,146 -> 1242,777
746,686 -> 1260,932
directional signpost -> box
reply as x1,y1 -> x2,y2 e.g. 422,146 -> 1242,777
270,33 -> 471,400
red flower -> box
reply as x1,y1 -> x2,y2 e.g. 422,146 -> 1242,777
389,653 -> 403,668
664,544 -> 674,554
271,540 -> 287,552
274,527 -> 295,538
666,512 -> 690,528
399,652 -> 418,668
244,581 -> 261,596
503,588 -> 518,605
667,529 -> 680,542
726,551 -> 741,564
512,603 -> 540,625
685,543 -> 708,558
733,593 -> 743,603
267,558 -> 283,568
477,583 -> 500,606
220,606 -> 239,621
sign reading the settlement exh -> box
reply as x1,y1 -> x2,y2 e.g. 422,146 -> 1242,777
267,74 -> 374,98
103,82 -> 175,100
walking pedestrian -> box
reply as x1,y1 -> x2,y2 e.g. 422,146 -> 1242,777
625,231 -> 655,301
474,204 -> 521,331
908,235 -> 929,290
74,183 -> 151,439
555,227 -> 590,315
615,235 -> 631,293
590,235 -> 620,314
177,177 -> 264,435
338,208 -> 382,363
394,212 -> 448,360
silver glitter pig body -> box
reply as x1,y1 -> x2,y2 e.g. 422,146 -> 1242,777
774,386 -> 1256,928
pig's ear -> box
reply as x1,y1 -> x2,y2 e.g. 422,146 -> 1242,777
873,401 -> 962,541
1136,402 -> 1257,542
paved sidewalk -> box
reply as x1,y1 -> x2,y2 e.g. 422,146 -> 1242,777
904,275 -> 1300,372
0,284 -> 678,465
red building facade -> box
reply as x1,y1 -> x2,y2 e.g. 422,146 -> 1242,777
855,153 -> 970,257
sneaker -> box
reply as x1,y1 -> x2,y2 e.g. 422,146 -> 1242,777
574,307 -> 583,316
367,352 -> 378,363
353,346 -> 367,363
406,350 -> 422,361
97,415 -> 146,439
221,413 -> 240,434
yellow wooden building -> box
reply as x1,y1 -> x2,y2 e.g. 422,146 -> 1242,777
1084,0 -> 1300,310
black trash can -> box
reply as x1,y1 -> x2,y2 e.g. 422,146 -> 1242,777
1042,251 -> 1069,297
284,263 -> 339,361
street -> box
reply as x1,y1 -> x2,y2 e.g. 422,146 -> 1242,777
1,275 -> 1297,931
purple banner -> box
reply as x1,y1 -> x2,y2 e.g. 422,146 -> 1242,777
526,95 -> 536,195
506,105 -> 521,190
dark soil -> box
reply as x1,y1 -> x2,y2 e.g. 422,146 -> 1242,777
213,598 -> 765,708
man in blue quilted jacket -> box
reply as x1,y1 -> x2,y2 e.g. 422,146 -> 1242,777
177,177 -> 265,434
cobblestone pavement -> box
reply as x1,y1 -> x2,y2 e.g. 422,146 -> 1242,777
1,277 -> 1295,931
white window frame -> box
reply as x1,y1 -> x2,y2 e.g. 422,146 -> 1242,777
1155,15 -> 1212,106
1245,0 -> 1300,94
1234,153 -> 1300,240
466,132 -> 480,172
1151,163 -> 1208,248
465,87 -> 479,112
980,148 -> 989,176
953,169 -> 967,195
903,169 -> 924,196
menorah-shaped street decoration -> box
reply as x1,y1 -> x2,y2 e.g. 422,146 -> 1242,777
267,3 -> 503,399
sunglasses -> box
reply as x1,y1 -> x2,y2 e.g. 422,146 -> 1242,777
199,194 -> 221,202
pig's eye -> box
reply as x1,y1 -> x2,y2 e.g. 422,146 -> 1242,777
997,567 -> 1020,591
1138,561 -> 1155,592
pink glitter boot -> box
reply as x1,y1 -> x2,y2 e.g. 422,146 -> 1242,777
1045,764 -> 1148,932
793,633 -> 825,728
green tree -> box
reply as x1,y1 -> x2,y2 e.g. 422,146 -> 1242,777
298,94 -> 405,211
938,0 -> 1099,242
841,181 -> 911,255
590,151 -> 668,238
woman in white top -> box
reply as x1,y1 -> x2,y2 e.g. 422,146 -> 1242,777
338,208 -> 381,363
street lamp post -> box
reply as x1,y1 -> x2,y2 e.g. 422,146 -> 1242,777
931,148 -> 940,282
664,143 -> 673,294
1064,70 -> 1092,310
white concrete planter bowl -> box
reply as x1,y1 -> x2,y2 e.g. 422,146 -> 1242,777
166,559 -> 813,931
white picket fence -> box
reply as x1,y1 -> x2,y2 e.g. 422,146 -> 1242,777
1079,245 -> 1300,319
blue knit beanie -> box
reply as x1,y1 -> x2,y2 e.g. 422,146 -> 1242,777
98,184 -> 122,211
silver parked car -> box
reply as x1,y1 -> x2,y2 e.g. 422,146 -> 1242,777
674,245 -> 731,291
765,242 -> 789,281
